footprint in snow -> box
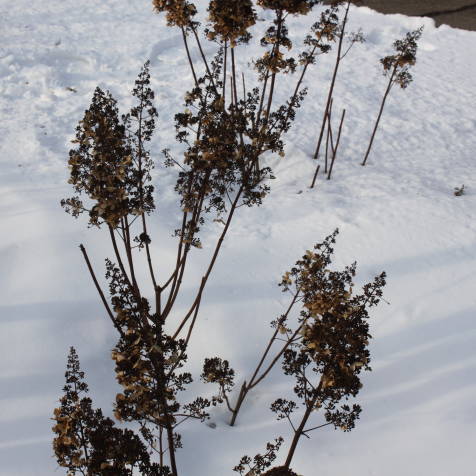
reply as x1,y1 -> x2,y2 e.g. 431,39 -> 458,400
149,35 -> 183,66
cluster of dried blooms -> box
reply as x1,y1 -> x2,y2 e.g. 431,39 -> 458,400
201,357 -> 236,407
257,0 -> 321,15
61,88 -> 133,227
253,2 -> 328,80
53,1 -> 400,475
62,62 -> 157,228
381,26 -> 423,88
233,437 -> 285,475
228,230 -> 386,472
152,0 -> 197,28
207,0 -> 256,46
262,467 -> 300,476
52,347 -> 162,475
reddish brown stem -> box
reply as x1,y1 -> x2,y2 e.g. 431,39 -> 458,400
362,67 -> 396,166
79,244 -> 124,338
223,40 -> 228,105
284,381 -> 323,469
269,44 -> 318,136
231,47 -> 239,107
161,174 -> 209,321
324,100 -> 332,174
327,108 -> 346,180
181,27 -> 199,88
256,70 -> 269,128
122,216 -> 141,299
109,226 -> 133,292
311,98 -> 335,188
134,86 -> 160,312
264,11 -> 284,122
229,292 -> 301,426
310,164 -> 321,189
191,25 -> 218,93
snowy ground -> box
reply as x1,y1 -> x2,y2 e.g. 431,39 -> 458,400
1,1 -> 475,475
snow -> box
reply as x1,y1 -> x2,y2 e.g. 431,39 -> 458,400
1,1 -> 475,475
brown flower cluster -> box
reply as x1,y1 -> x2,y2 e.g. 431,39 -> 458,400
105,257 -> 209,440
112,340 -> 168,424
256,50 -> 296,75
292,245 -> 383,396
152,0 -> 197,28
257,0 -> 320,15
52,348 -> 159,476
311,4 -> 340,43
207,0 -> 256,46
62,63 -> 157,228
233,438 -> 285,475
192,99 -> 241,168
171,54 -> 283,219
380,26 -> 423,89
105,259 -> 179,424
201,357 -> 235,405
263,467 -> 300,476
62,88 -> 131,228
53,404 -> 85,471
278,230 -> 386,430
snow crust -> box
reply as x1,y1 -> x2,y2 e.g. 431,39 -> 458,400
0,1 -> 475,475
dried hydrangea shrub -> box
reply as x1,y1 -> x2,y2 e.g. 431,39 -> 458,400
269,230 -> 386,469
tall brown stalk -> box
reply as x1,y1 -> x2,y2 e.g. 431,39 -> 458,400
362,26 -> 423,166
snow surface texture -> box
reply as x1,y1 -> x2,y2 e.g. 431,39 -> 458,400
1,1 -> 475,475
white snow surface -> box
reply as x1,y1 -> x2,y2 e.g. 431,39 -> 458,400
1,1 -> 475,475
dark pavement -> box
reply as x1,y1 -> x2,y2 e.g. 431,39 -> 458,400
353,0 -> 476,31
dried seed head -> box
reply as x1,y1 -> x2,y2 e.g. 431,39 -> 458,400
262,466 -> 300,476
152,0 -> 197,28
257,0 -> 320,15
207,0 -> 256,46
380,26 -> 423,89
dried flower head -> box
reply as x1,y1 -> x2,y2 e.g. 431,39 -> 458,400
201,357 -> 235,405
62,88 -> 131,228
274,230 -> 386,435
62,62 -> 157,228
380,26 -> 423,89
170,49 -> 290,226
233,438 -> 284,475
311,4 -> 340,43
257,0 -> 321,15
53,347 -> 161,475
207,0 -> 256,46
152,0 -> 197,28
104,258 -> 210,439
262,467 -> 300,476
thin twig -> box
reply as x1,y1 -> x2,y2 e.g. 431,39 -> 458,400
79,244 -> 124,338
181,27 -> 199,88
362,66 -> 396,166
303,422 -> 333,434
327,108 -> 346,180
